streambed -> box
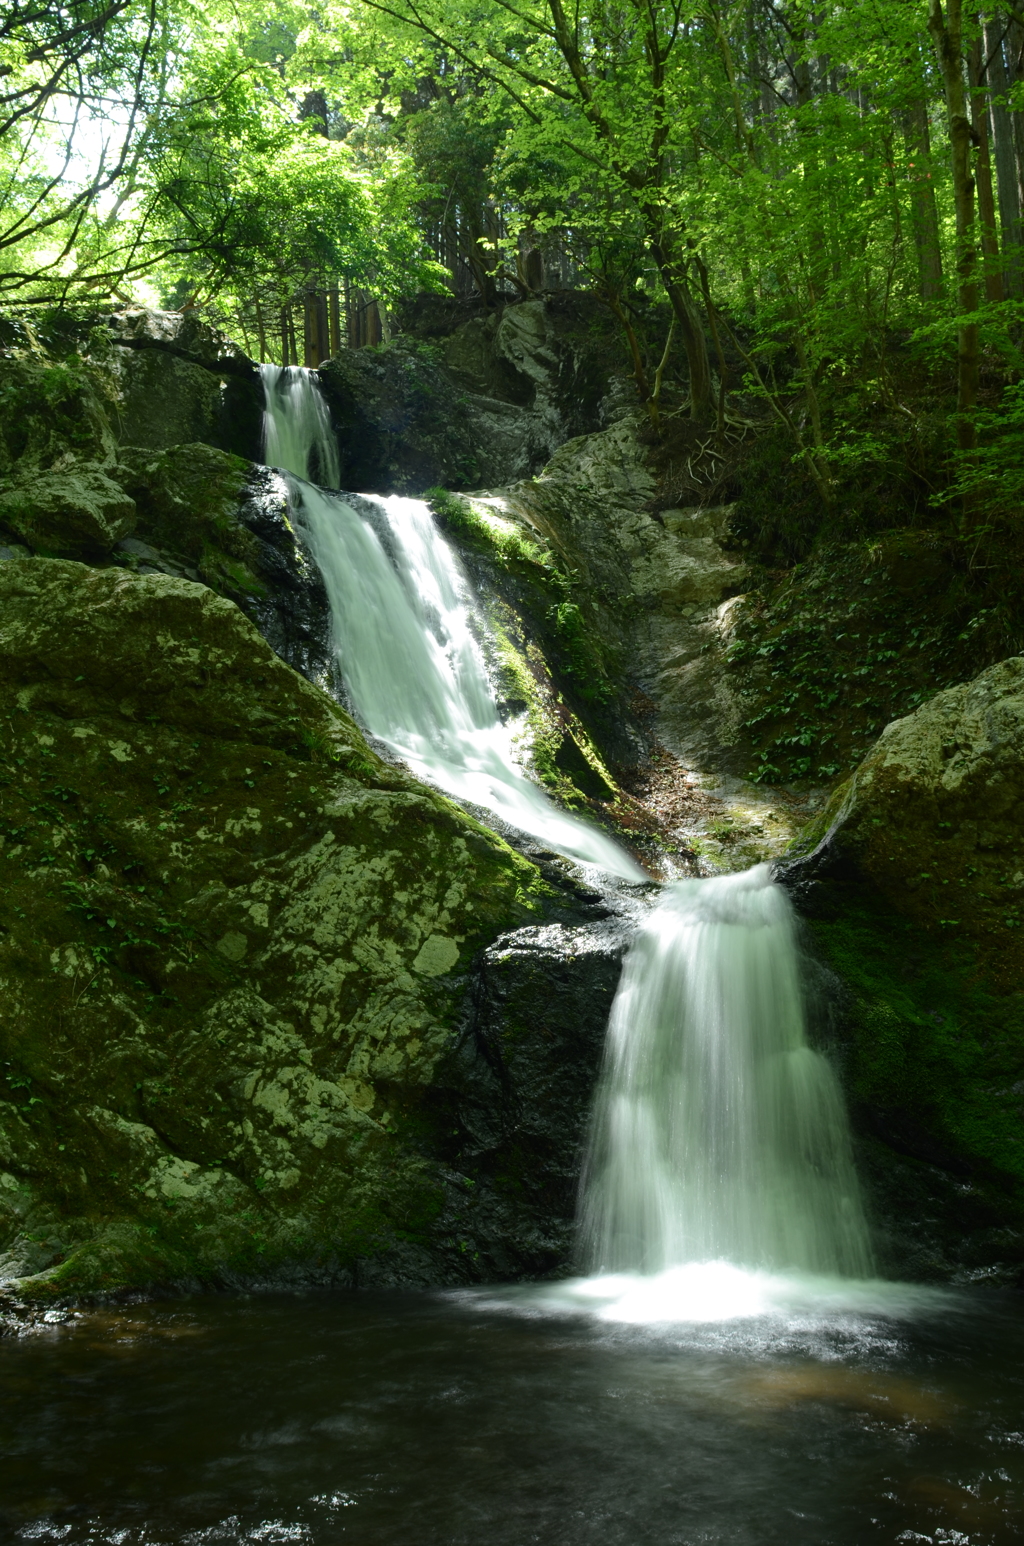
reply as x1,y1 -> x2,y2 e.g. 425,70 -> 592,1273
3,1280 -> 1023,1544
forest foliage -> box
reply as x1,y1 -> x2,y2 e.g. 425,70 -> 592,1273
4,0 -> 1024,521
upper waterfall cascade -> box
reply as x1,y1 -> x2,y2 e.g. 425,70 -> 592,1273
260,364 -> 645,882
578,864 -> 874,1278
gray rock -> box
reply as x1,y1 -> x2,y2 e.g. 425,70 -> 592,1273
315,297 -> 623,494
472,420 -> 752,777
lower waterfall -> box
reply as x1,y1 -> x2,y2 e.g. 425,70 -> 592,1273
577,865 -> 873,1282
261,363 -> 644,882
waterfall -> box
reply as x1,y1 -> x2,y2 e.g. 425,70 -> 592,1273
261,365 -> 875,1315
260,365 -> 645,883
578,865 -> 874,1279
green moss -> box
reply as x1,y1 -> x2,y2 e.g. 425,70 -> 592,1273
0,560 -> 545,1300
0,352 -> 117,475
812,897 -> 1024,1201
726,532 -> 1000,784
427,486 -> 622,772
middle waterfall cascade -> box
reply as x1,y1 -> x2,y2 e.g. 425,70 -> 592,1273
261,364 -> 645,883
579,865 -> 874,1279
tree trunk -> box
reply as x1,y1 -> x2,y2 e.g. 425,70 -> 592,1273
315,290 -> 330,364
903,98 -> 944,299
328,285 -> 341,356
644,219 -> 713,421
303,289 -> 318,367
1004,12 -> 1024,263
970,34 -> 1004,301
984,12 -> 1024,297
928,0 -> 979,455
793,50 -> 829,304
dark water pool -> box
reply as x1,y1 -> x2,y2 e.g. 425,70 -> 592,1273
2,1275 -> 1024,1545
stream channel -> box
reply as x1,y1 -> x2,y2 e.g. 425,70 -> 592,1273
3,368 -> 1024,1544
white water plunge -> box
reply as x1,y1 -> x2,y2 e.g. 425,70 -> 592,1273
578,864 -> 874,1281
260,364 -> 645,882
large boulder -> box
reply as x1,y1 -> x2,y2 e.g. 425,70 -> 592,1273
783,655 -> 1024,950
315,297 -> 628,494
779,659 -> 1024,1283
109,312 -> 263,461
114,442 -> 334,688
0,350 -> 118,476
0,310 -> 264,474
0,559 -> 552,1300
0,465 -> 136,555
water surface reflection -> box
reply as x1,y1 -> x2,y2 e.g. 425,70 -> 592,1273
2,1282 -> 1023,1544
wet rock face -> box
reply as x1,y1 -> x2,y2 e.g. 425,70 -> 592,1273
418,909 -> 634,1283
115,445 -> 334,690
0,559 -> 547,1300
316,299 -> 625,494
108,310 -> 264,461
459,418 -> 752,781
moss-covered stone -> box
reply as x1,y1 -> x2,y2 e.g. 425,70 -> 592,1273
315,298 -> 626,496
427,488 -> 636,820
780,659 -> 1024,1280
0,559 -> 544,1299
0,465 -> 136,555
0,351 -> 118,476
786,656 -> 1024,970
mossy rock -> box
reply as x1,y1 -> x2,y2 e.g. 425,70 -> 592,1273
0,352 -> 118,476
785,655 -> 1024,972
0,465 -> 136,556
0,559 -> 544,1299
781,659 -> 1024,1279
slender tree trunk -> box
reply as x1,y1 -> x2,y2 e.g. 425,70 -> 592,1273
970,34 -> 1004,301
458,208 -> 498,304
254,296 -> 267,364
903,98 -> 944,299
984,12 -> 1024,297
928,0 -> 979,454
328,284 -> 341,355
303,289 -> 318,367
793,50 -> 829,304
1004,13 -> 1024,260
644,219 -> 713,421
315,290 -> 330,363
603,289 -> 652,405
